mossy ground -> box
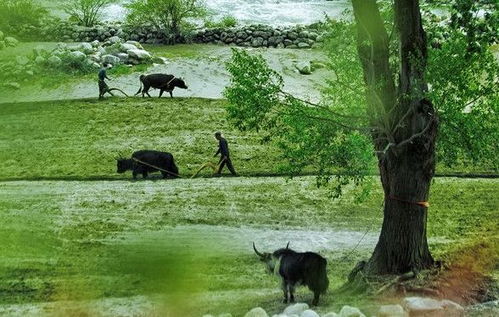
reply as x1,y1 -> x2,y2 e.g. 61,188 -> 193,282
0,97 -> 497,316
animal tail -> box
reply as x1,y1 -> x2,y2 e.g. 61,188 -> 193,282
135,75 -> 145,96
170,156 -> 179,178
317,259 -> 329,294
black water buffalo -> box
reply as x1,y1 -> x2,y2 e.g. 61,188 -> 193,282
135,73 -> 188,98
253,242 -> 328,306
116,150 -> 179,179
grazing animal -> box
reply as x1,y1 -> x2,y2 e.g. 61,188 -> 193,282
253,242 -> 328,306
135,73 -> 188,98
116,150 -> 179,179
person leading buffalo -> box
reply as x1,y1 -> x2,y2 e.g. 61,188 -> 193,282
214,132 -> 238,176
98,64 -> 114,99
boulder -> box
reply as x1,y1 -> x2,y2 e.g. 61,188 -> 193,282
441,300 -> 464,317
402,297 -> 445,317
68,51 -> 87,62
108,35 -> 122,44
323,313 -> 339,317
79,42 -> 93,54
16,56 -> 30,66
295,61 -> 312,75
127,49 -> 151,60
35,56 -> 46,65
284,303 -> 309,316
297,42 -> 311,49
244,307 -> 269,317
377,305 -> 407,317
101,54 -> 121,65
152,56 -> 167,64
48,55 -> 62,66
339,306 -> 366,317
125,40 -> 143,49
300,310 -> 319,317
5,36 -> 19,47
465,300 -> 499,317
115,52 -> 129,63
120,43 -> 137,52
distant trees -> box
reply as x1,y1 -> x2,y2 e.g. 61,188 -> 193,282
126,0 -> 206,43
63,0 -> 116,27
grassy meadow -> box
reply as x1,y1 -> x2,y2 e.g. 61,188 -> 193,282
0,96 -> 498,316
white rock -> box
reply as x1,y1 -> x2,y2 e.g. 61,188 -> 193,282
441,300 -> 464,317
91,40 -> 100,47
115,52 -> 129,62
377,304 -> 406,317
127,49 -> 152,60
295,61 -> 312,75
68,51 -> 87,61
35,56 -> 46,64
48,55 -> 62,66
322,313 -> 338,317
245,307 -> 269,317
101,54 -> 121,65
300,309 -> 319,317
284,303 -> 309,316
402,297 -> 443,316
339,305 -> 365,317
79,42 -> 93,54
125,40 -> 143,49
152,56 -> 167,64
120,43 -> 137,52
108,36 -> 122,43
16,56 -> 30,65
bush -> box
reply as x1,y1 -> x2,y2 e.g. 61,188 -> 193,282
204,15 -> 238,29
0,0 -> 49,38
63,0 -> 117,27
126,0 -> 206,44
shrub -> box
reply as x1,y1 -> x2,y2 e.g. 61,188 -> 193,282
204,15 -> 238,29
63,0 -> 117,27
126,0 -> 206,44
0,0 -> 49,38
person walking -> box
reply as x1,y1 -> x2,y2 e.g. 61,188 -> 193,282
214,131 -> 238,176
98,64 -> 114,99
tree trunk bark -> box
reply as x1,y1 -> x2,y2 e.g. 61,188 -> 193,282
352,0 -> 438,275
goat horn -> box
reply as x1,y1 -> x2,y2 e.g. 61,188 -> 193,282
286,242 -> 290,249
253,242 -> 264,257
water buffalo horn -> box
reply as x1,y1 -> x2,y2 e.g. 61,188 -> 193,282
253,242 -> 264,257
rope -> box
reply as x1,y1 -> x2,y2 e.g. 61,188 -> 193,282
389,196 -> 430,208
107,87 -> 129,97
131,157 -> 227,179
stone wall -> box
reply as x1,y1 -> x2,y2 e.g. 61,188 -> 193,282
39,22 -> 326,49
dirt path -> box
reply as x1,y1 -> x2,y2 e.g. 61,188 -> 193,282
0,45 -> 330,104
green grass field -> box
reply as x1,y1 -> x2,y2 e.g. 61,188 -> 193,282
0,97 -> 498,316
0,97 -> 283,180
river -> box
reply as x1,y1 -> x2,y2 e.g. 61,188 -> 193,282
102,0 -> 351,25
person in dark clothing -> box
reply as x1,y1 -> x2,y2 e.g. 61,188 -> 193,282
98,64 -> 114,99
214,131 -> 238,176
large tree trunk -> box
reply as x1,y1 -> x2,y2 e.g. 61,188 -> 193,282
352,0 -> 438,275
